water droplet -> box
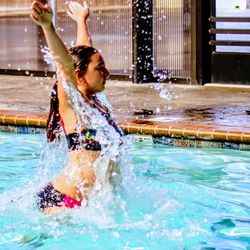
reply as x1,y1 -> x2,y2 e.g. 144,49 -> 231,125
57,27 -> 64,32
70,40 -> 75,47
112,232 -> 120,238
156,107 -> 160,113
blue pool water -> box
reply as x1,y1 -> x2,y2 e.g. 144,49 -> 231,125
0,132 -> 250,250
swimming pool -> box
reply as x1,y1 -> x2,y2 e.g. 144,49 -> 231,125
0,132 -> 250,250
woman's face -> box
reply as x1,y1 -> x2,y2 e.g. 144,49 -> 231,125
80,52 -> 110,94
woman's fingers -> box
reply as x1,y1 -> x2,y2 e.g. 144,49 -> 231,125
33,6 -> 41,16
83,1 -> 88,9
31,1 -> 53,28
45,4 -> 53,14
67,2 -> 75,19
32,1 -> 45,11
68,1 -> 82,20
33,4 -> 41,13
32,1 -> 52,15
31,1 -> 45,19
68,1 -> 76,11
30,13 -> 36,21
67,10 -> 74,20
31,10 -> 40,20
69,1 -> 84,11
67,1 -> 89,21
71,2 -> 82,8
30,13 -> 40,24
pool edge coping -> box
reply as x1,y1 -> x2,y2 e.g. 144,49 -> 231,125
1,109 -> 250,144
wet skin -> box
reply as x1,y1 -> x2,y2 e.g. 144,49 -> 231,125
76,52 -> 110,96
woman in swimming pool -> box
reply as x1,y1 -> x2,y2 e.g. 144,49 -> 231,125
31,1 -> 123,215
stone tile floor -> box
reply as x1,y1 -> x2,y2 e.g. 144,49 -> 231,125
1,75 -> 250,128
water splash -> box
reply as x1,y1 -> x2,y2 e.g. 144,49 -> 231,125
40,44 -> 132,206
60,79 -> 132,197
152,70 -> 175,100
40,46 -> 56,68
153,82 -> 173,100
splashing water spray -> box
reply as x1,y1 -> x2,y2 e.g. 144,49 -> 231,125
32,47 -> 137,224
152,69 -> 174,100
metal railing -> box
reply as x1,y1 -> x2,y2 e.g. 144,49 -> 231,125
209,16 -> 250,48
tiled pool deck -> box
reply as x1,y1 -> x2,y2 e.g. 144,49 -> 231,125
1,75 -> 250,149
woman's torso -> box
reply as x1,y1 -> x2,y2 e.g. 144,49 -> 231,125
52,80 -> 111,200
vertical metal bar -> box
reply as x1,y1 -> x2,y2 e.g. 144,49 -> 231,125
132,0 -> 154,83
195,0 -> 203,84
195,0 -> 213,84
210,0 -> 216,53
191,0 -> 197,84
184,0 -> 191,78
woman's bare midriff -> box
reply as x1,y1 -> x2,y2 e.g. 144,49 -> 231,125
53,149 -> 100,201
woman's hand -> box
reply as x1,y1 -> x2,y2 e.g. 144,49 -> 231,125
67,1 -> 89,23
30,1 -> 53,29
68,1 -> 92,46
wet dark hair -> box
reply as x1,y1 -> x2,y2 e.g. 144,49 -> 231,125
46,82 -> 60,142
69,45 -> 97,77
46,45 -> 98,142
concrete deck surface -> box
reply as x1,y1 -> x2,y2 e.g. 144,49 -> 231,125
0,75 -> 250,128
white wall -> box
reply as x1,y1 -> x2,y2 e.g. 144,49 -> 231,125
216,0 -> 246,9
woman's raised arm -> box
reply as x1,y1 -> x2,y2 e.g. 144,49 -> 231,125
31,1 -> 76,84
67,1 -> 93,47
